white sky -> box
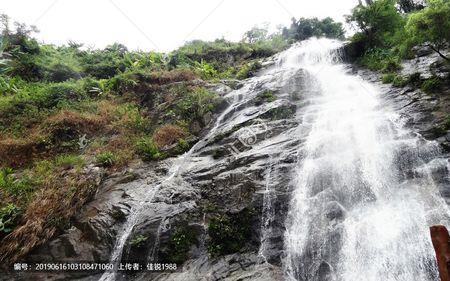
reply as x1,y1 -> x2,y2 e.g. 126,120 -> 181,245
0,0 -> 358,52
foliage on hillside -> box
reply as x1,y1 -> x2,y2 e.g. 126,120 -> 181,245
281,17 -> 345,41
346,0 -> 449,96
347,0 -> 450,66
0,15 -> 225,263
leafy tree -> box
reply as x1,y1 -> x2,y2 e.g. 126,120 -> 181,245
243,24 -> 269,44
79,43 -> 128,79
318,17 -> 346,39
346,0 -> 403,46
0,14 -> 42,80
405,0 -> 450,60
282,17 -> 344,41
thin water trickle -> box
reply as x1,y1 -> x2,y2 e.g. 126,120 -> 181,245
283,38 -> 450,281
258,155 -> 277,263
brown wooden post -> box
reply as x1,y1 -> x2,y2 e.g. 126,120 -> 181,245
430,225 -> 450,281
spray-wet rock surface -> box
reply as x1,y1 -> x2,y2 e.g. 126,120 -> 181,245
6,39 -> 450,281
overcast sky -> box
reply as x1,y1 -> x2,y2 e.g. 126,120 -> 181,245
0,0 -> 358,52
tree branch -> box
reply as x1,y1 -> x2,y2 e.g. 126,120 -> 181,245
428,44 -> 450,61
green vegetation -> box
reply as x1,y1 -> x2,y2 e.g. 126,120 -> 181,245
130,234 -> 148,247
255,90 -> 277,105
347,0 -> 403,48
0,167 -> 34,197
421,77 -> 442,93
165,226 -> 197,264
382,73 -> 396,83
95,151 -> 117,167
207,209 -> 254,257
281,17 -> 345,41
236,61 -> 263,80
169,38 -> 284,79
347,0 -> 449,89
0,203 -> 21,235
135,137 -> 164,161
55,154 -> 85,170
392,75 -> 409,87
406,0 -> 450,61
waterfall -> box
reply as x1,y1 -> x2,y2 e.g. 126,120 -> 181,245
283,38 -> 450,281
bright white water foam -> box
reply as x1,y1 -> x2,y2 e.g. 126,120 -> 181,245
283,38 -> 450,281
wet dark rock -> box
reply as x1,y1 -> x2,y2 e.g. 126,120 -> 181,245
341,40 -> 365,63
220,79 -> 244,90
317,262 -> 333,281
324,201 -> 346,222
412,45 -> 434,57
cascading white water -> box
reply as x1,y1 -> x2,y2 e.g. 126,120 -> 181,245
283,38 -> 450,281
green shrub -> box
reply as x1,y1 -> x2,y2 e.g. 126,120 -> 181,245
0,168 -> 34,197
359,48 -> 401,72
169,37 -> 282,75
106,72 -> 139,93
421,77 -> 442,93
392,75 -> 408,87
236,61 -> 262,80
382,73 -> 396,83
0,203 -> 21,234
176,138 -> 191,153
96,151 -> 117,167
171,39 -> 253,69
194,60 -> 218,80
0,168 -> 15,190
135,137 -> 164,161
176,87 -> 217,121
207,209 -> 254,257
80,43 -> 129,79
55,154 -> 85,169
32,160 -> 55,183
255,90 -> 276,105
130,234 -> 148,247
166,226 -> 197,264
44,63 -> 81,82
0,76 -> 23,95
114,103 -> 149,132
381,56 -> 401,73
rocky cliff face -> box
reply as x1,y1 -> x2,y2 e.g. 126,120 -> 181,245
5,44 -> 450,281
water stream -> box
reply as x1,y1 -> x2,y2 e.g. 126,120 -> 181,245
283,38 -> 450,281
